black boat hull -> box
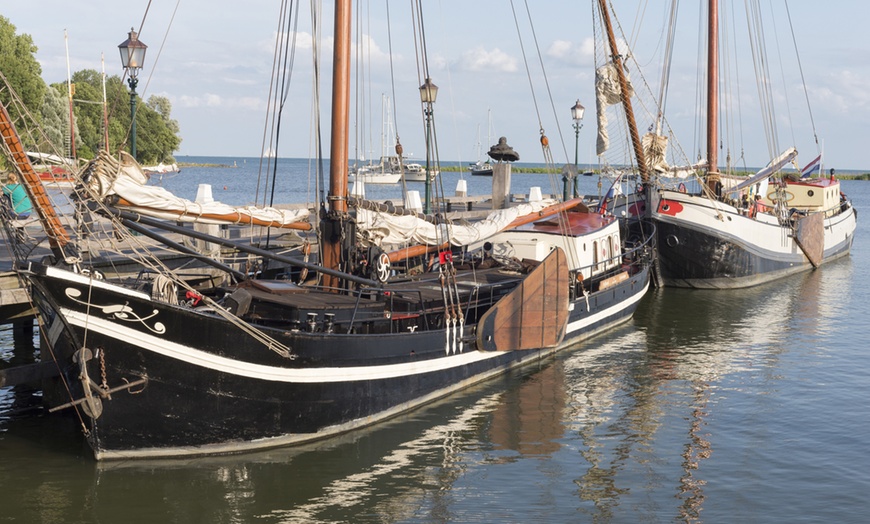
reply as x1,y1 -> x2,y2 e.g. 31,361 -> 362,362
31,266 -> 558,460
654,191 -> 856,289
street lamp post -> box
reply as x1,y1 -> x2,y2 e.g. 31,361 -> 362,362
570,99 -> 585,199
118,28 -> 147,160
419,77 -> 438,214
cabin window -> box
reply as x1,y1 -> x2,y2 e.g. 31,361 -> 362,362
592,240 -> 598,264
807,190 -> 814,197
599,239 -> 608,271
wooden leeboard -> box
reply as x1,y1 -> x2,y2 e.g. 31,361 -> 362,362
476,248 -> 569,351
795,212 -> 824,267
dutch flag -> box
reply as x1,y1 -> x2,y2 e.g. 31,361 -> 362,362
800,154 -> 822,178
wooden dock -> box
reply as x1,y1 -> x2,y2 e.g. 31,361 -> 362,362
0,271 -> 33,323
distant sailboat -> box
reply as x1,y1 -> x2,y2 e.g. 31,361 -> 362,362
350,95 -> 434,184
469,110 -> 493,177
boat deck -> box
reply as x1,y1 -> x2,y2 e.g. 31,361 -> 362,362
233,267 -> 525,333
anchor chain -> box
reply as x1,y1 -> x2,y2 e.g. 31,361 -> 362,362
49,347 -> 148,417
99,348 -> 108,391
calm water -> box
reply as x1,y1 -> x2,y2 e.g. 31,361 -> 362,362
150,156 -> 617,207
1,160 -> 868,523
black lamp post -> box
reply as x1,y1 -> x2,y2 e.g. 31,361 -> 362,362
570,99 -> 585,199
419,77 -> 438,214
118,28 -> 147,160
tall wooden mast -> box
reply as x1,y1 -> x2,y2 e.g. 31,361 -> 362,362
321,0 -> 352,287
705,0 -> 720,192
597,0 -> 648,185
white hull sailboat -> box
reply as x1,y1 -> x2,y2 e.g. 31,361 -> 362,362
650,0 -> 856,288
594,0 -> 856,290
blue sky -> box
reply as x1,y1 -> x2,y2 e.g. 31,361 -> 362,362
4,1 -> 869,170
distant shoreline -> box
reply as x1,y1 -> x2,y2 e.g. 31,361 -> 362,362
174,159 -> 870,179
177,162 -> 236,168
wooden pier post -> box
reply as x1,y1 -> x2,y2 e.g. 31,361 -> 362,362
492,162 -> 512,210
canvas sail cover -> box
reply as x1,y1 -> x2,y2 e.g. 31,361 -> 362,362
733,147 -> 799,192
595,63 -> 634,156
83,151 -> 310,228
356,199 -> 557,248
642,132 -> 670,173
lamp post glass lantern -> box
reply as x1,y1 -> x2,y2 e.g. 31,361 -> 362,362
570,99 -> 585,198
118,28 -> 147,159
419,77 -> 438,213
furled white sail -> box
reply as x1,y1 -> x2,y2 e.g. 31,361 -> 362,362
595,63 -> 634,156
85,151 -> 310,228
357,199 -> 557,248
641,132 -> 670,173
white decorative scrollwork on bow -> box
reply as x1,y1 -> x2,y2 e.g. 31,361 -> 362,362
65,288 -> 167,334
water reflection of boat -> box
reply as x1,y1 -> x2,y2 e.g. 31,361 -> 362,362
90,384 -> 511,522
553,261 -> 823,520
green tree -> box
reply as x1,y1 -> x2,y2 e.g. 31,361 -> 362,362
41,84 -> 82,158
65,70 -> 181,163
39,84 -> 67,151
0,16 -> 46,114
143,95 -> 181,163
67,70 -> 110,158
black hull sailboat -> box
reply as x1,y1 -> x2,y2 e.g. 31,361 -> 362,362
29,260 -> 568,459
483,203 -> 654,348
0,0 -> 657,461
469,161 -> 493,177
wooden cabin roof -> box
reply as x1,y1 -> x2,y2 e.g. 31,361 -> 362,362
513,210 -> 616,237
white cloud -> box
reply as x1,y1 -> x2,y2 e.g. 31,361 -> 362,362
264,31 -> 315,53
353,34 -> 395,65
174,93 -> 262,111
430,54 -> 448,71
457,47 -> 517,73
257,32 -> 397,71
547,37 -> 595,66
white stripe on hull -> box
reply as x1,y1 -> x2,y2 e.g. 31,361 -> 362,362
61,308 -> 503,383
565,280 -> 649,335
